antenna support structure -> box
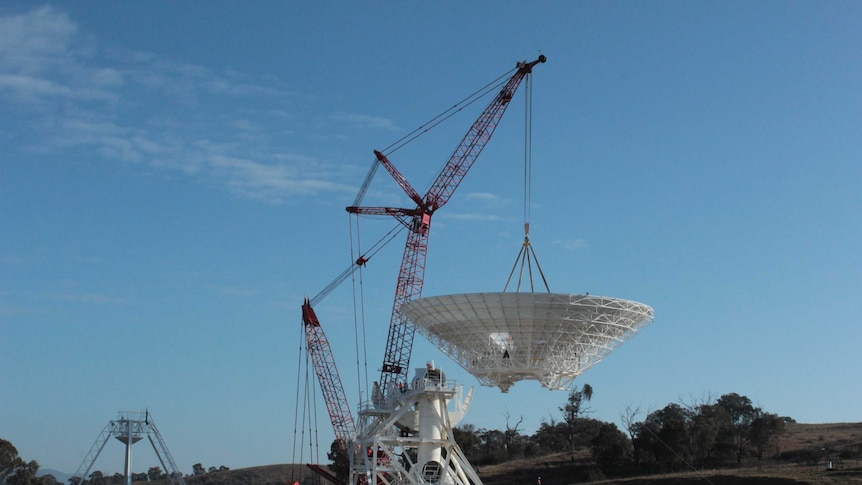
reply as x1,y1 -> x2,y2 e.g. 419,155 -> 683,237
351,362 -> 478,485
300,55 -> 546,485
72,410 -> 186,485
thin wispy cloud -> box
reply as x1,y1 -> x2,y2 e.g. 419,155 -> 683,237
0,7 -> 120,107
443,212 -> 505,222
1,74 -> 70,98
53,119 -> 145,162
0,6 -> 77,73
465,192 -> 500,202
552,238 -> 589,251
213,285 -> 259,298
51,291 -> 127,305
0,6 -> 367,203
332,112 -> 399,131
208,154 -> 355,203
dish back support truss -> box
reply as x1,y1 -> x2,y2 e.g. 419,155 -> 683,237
400,292 -> 655,392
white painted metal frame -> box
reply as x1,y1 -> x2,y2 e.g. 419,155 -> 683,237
73,411 -> 186,485
351,372 -> 479,485
400,293 -> 654,392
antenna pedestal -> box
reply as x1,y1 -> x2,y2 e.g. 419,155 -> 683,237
351,363 -> 479,485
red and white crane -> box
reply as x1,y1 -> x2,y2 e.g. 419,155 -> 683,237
347,54 -> 546,399
300,55 -> 545,485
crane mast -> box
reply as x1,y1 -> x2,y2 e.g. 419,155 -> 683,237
347,55 -> 546,398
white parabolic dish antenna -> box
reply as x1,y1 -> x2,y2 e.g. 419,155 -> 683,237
400,292 -> 654,392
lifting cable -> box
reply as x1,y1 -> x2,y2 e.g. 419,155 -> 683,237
504,69 -> 551,293
310,364 -> 321,465
291,325 -> 323,480
290,323 -> 305,483
524,67 -> 533,230
343,64 -> 523,300
353,66 -> 520,207
298,348 -> 311,478
349,213 -> 371,407
304,351 -> 321,466
309,222 -> 405,307
303,356 -> 314,465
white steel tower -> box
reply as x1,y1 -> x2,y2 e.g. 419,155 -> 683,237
73,411 -> 185,485
351,361 -> 478,485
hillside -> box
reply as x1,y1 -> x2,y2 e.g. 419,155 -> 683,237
779,422 -> 862,456
139,422 -> 862,485
477,421 -> 862,485
183,465 -> 306,485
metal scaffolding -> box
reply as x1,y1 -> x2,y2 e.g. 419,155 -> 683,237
73,410 -> 186,485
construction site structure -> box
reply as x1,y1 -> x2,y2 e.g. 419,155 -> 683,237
301,55 -> 546,485
346,55 -> 548,402
73,410 -> 185,485
350,361 -> 478,485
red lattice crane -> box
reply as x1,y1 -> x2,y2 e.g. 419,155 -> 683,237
347,55 -> 546,399
302,298 -> 356,447
299,57 -> 545,479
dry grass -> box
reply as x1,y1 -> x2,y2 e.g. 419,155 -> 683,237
138,423 -> 862,485
476,422 -> 862,485
780,422 -> 862,454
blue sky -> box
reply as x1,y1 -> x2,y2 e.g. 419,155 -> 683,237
2,1 -> 861,477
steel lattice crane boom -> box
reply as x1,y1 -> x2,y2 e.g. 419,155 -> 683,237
347,55 -> 546,399
302,298 -> 356,453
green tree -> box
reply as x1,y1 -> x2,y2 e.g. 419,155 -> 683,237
560,384 -> 593,423
560,384 -> 593,453
620,405 -> 642,464
502,411 -> 526,460
0,438 -> 40,485
39,475 -> 60,485
750,413 -> 790,460
634,404 -> 691,471
453,425 -> 481,462
192,463 -> 206,476
533,419 -> 569,454
591,422 -> 630,467
716,393 -> 757,463
147,467 -> 163,481
477,428 -> 507,465
86,471 -> 104,485
688,403 -> 730,467
327,440 -> 349,483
